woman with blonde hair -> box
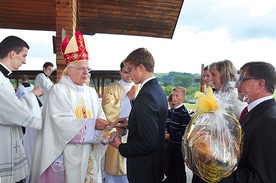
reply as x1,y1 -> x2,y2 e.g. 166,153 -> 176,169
191,59 -> 246,183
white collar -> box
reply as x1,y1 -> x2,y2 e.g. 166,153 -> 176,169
141,76 -> 155,88
67,76 -> 85,92
0,62 -> 12,75
248,95 -> 273,112
174,103 -> 184,109
118,79 -> 134,86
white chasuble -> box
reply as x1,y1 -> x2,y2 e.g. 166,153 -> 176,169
30,76 -> 107,183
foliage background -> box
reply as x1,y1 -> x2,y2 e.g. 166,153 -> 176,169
156,71 -> 201,103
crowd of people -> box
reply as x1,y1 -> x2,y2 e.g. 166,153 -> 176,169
1,31 -> 276,183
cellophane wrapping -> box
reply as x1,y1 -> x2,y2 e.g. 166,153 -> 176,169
101,125 -> 127,145
183,87 -> 243,183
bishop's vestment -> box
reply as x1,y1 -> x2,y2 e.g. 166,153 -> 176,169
30,76 -> 107,183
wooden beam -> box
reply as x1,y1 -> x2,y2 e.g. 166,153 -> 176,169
55,0 -> 77,82
194,64 -> 206,92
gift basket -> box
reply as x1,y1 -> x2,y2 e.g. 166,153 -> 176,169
101,124 -> 127,145
183,87 -> 243,183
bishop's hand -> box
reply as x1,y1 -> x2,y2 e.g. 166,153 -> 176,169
95,118 -> 109,130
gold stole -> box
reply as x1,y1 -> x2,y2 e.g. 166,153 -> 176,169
103,83 -> 126,176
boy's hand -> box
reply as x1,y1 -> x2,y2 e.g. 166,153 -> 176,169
114,118 -> 128,128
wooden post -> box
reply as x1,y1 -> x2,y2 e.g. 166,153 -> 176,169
200,64 -> 206,93
101,78 -> 105,97
55,0 -> 77,82
194,64 -> 206,92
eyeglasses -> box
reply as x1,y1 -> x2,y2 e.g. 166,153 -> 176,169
72,67 -> 91,72
236,72 -> 258,85
126,64 -> 138,73
238,77 -> 258,82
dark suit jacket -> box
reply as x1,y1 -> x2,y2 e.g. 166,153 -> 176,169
220,98 -> 276,182
119,78 -> 168,183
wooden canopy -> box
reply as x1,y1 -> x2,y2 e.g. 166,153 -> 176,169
0,0 -> 184,87
0,0 -> 183,39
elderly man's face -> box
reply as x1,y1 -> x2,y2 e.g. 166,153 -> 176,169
67,62 -> 90,85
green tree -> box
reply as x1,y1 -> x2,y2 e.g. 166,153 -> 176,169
156,71 -> 201,101
162,85 -> 174,96
185,86 -> 199,102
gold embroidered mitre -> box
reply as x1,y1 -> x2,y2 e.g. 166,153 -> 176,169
61,30 -> 89,65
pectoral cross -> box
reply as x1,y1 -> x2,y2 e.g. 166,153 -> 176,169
13,141 -> 20,153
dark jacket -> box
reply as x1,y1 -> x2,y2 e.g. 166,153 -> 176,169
220,98 -> 276,182
119,78 -> 168,183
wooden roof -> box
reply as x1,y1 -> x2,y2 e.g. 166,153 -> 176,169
0,0 -> 184,39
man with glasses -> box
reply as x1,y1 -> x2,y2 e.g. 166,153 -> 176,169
110,48 -> 168,183
102,61 -> 140,183
34,61 -> 54,105
220,61 -> 276,182
30,31 -> 109,183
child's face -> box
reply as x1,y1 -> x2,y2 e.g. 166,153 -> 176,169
168,101 -> 174,109
172,90 -> 185,106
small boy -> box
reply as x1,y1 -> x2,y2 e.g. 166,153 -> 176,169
166,86 -> 191,183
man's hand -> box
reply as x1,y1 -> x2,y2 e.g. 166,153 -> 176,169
109,135 -> 122,149
114,118 -> 128,128
95,118 -> 109,130
31,87 -> 44,97
127,85 -> 136,100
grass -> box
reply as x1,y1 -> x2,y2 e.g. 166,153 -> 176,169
184,103 -> 197,111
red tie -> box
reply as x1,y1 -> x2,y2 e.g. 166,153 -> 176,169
239,107 -> 248,122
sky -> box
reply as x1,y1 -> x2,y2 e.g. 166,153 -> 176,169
0,0 -> 276,74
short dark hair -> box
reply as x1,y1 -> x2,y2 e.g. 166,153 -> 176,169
43,62 -> 54,69
123,48 -> 155,72
120,61 -> 124,70
241,61 -> 276,94
204,65 -> 209,71
0,36 -> 29,59
168,93 -> 173,102
21,74 -> 28,81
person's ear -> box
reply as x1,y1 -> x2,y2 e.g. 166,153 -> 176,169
258,79 -> 266,89
9,50 -> 15,58
138,64 -> 144,72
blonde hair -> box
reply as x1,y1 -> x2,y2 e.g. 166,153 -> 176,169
209,59 -> 237,84
172,86 -> 186,96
